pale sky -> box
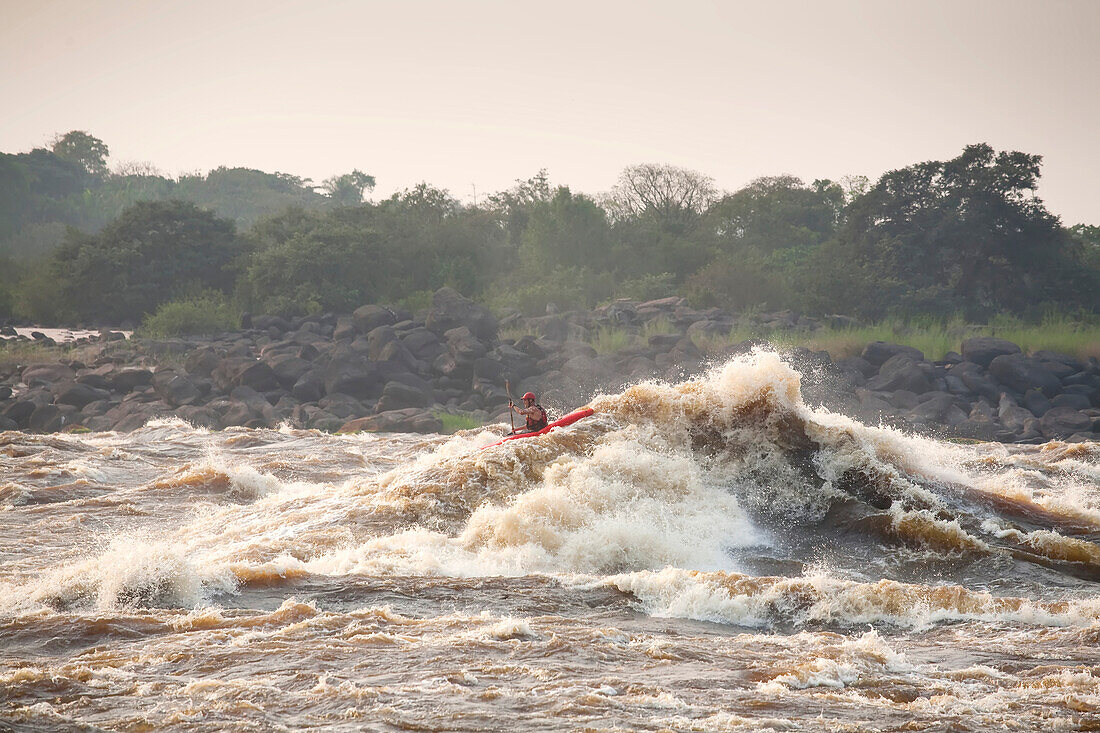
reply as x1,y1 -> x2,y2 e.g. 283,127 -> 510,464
2,0 -> 1098,224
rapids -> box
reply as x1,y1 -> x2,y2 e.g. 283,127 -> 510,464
2,350 -> 1100,730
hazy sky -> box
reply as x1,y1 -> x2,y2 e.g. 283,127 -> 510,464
2,0 -> 1098,223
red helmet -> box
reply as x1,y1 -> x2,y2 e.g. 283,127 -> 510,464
522,392 -> 536,401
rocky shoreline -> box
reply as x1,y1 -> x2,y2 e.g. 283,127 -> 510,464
2,288 -> 1099,443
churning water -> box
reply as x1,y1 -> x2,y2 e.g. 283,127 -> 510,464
3,351 -> 1100,731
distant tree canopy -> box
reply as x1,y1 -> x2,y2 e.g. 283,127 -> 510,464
51,131 -> 110,178
1,133 -> 1097,325
51,201 -> 240,322
829,144 -> 1089,317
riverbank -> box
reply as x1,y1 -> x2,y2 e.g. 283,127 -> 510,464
2,288 -> 1098,442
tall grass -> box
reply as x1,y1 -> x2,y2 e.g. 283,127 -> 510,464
699,313 -> 1100,361
589,326 -> 633,355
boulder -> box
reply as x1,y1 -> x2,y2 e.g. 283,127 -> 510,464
53,381 -> 112,409
174,405 -> 222,430
1022,389 -> 1052,418
318,393 -> 367,419
950,362 -> 1002,403
340,408 -> 442,434
426,287 -> 498,342
292,369 -> 326,402
185,347 -> 222,378
0,385 -> 11,401
402,328 -> 445,360
2,399 -> 38,427
21,363 -> 76,387
998,394 -> 1036,433
265,353 -> 313,390
324,357 -> 382,400
1039,407 -> 1094,439
865,355 -> 933,394
29,403 -> 80,432
908,393 -> 967,426
861,342 -> 924,368
1050,393 -> 1092,411
988,354 -> 1062,397
960,337 -> 1021,368
353,304 -> 398,334
376,380 -> 431,412
109,368 -> 154,393
152,370 -> 202,407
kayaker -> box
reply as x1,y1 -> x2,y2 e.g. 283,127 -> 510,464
509,392 -> 548,434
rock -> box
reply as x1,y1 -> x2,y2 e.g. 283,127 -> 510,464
185,347 -> 222,377
1050,393 -> 1092,411
53,381 -> 112,409
402,328 -> 445,360
292,369 -> 326,402
353,304 -> 398,334
0,416 -> 17,431
988,354 -> 1062,397
318,393 -> 367,419
109,368 -> 154,392
865,355 -> 932,394
648,334 -> 681,351
950,362 -> 1002,403
324,357 -> 382,399
340,408 -> 442,434
861,342 -> 924,368
1023,389 -> 1052,418
21,363 -> 76,387
998,394 -> 1036,433
2,399 -> 38,427
29,403 -> 80,432
0,385 -> 11,400
376,380 -> 431,411
907,393 -> 962,425
837,356 -> 877,379
445,326 -> 489,363
1040,407 -> 1094,438
426,287 -> 498,341
174,405 -> 222,429
890,390 -> 920,410
265,353 -> 313,390
960,337 -> 1021,368
151,370 -> 202,407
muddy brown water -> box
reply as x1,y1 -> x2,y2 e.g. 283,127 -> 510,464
3,352 -> 1100,731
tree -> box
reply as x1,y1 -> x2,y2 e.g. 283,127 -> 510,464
833,144 -> 1084,316
321,169 -> 376,206
707,175 -> 842,253
52,201 -> 240,322
50,131 -> 109,178
605,163 -> 716,234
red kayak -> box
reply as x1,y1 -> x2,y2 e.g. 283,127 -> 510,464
480,407 -> 595,450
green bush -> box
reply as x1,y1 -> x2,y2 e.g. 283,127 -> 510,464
139,292 -> 239,338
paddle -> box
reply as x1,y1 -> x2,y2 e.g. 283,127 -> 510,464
505,380 -> 516,435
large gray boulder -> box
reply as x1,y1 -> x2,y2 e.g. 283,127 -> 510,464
152,370 -> 202,407
324,357 -> 382,400
988,353 -> 1062,397
960,338 -> 1021,368
865,355 -> 933,394
339,408 -> 442,434
353,304 -> 397,334
426,287 -> 498,341
1040,407 -> 1094,438
53,381 -> 111,409
998,394 -> 1036,433
21,363 -> 76,387
861,342 -> 924,368
376,380 -> 431,412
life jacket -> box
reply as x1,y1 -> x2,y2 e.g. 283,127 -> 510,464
526,404 -> 548,431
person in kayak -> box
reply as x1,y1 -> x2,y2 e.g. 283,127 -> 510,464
509,392 -> 548,434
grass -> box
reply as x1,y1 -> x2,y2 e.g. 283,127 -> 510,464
589,325 -> 633,355
695,313 -> 1100,362
0,340 -> 100,371
498,324 -> 535,343
434,411 -> 484,434
641,316 -> 675,341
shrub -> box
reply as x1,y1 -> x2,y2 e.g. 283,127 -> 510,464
139,292 -> 239,338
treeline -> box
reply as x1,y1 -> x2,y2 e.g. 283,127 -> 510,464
2,131 -> 1098,327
